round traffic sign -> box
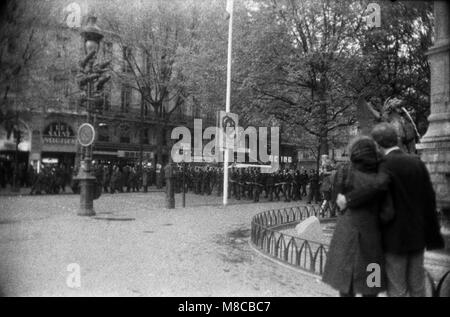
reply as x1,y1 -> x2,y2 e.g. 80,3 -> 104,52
77,123 -> 96,147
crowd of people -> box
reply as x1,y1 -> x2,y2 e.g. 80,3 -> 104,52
0,162 -> 38,190
0,158 -> 338,211
95,162 -> 338,212
0,162 -> 167,195
178,165 -> 336,209
0,162 -> 74,194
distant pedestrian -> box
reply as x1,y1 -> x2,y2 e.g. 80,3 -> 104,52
142,167 -> 149,193
307,170 -> 320,204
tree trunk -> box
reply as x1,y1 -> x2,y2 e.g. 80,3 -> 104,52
319,134 -> 329,156
317,87 -> 329,157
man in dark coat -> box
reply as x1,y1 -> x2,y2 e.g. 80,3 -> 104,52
148,165 -> 155,187
103,166 -> 111,193
300,170 -> 309,197
230,168 -> 238,199
252,169 -> 263,202
216,167 -> 223,197
237,169 -> 245,200
110,166 -> 122,194
273,171 -> 281,201
123,166 -> 131,192
194,168 -> 202,194
265,172 -> 275,201
155,164 -> 163,189
307,170 -> 321,204
293,169 -> 302,201
30,167 -> 45,195
337,123 -> 444,297
142,167 -> 149,193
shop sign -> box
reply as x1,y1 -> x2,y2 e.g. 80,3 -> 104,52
43,122 -> 76,145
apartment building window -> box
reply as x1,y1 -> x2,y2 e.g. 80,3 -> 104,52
98,125 -> 109,142
120,125 -> 131,144
120,135 -> 130,144
121,86 -> 131,113
122,46 -> 133,73
142,128 -> 150,145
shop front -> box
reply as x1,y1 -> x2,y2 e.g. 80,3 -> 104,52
0,119 -> 31,166
91,146 -> 155,167
40,121 -> 77,168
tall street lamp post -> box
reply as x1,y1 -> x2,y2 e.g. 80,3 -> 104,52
75,16 -> 110,216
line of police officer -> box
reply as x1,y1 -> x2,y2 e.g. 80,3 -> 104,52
22,161 -> 327,206
172,165 -> 324,204
24,163 -> 164,195
89,163 -> 166,194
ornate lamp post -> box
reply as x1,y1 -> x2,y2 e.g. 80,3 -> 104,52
75,16 -> 110,216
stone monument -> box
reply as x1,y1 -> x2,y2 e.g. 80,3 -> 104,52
418,1 -> 450,236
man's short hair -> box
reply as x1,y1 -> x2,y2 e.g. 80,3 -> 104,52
371,122 -> 398,149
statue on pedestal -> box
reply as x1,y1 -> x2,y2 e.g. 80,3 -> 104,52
357,96 -> 420,154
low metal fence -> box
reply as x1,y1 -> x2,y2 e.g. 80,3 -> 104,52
250,204 -> 450,296
250,204 -> 332,276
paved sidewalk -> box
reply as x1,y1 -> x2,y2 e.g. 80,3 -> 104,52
0,193 -> 335,297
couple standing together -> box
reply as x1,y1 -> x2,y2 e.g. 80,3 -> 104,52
322,122 -> 444,297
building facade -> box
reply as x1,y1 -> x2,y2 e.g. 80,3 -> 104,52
0,0 -> 216,172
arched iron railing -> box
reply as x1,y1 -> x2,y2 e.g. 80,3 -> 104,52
250,204 -> 450,296
250,204 -> 332,276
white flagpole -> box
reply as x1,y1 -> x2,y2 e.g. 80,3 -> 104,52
223,0 -> 233,206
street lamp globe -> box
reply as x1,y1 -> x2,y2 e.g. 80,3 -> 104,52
81,16 -> 104,54
84,40 -> 99,54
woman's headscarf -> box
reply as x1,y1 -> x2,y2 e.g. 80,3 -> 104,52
348,135 -> 379,172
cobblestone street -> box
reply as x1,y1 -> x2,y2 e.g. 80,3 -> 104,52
0,193 -> 335,297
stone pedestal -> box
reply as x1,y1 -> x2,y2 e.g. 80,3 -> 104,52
295,216 -> 324,243
418,1 -> 450,235
74,160 -> 96,216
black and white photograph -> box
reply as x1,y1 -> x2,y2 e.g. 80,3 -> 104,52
0,0 -> 449,300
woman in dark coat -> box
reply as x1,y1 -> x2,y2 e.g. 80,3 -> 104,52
322,136 -> 387,297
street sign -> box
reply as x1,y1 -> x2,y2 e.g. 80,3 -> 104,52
77,123 -> 96,147
217,110 -> 238,151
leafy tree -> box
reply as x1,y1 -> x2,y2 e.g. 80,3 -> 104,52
0,0 -> 49,118
230,0 -> 369,163
353,0 -> 433,135
100,0 -> 227,164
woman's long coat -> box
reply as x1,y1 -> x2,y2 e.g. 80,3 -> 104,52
322,166 -> 386,295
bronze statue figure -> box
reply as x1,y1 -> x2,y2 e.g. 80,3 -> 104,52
357,96 -> 420,154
